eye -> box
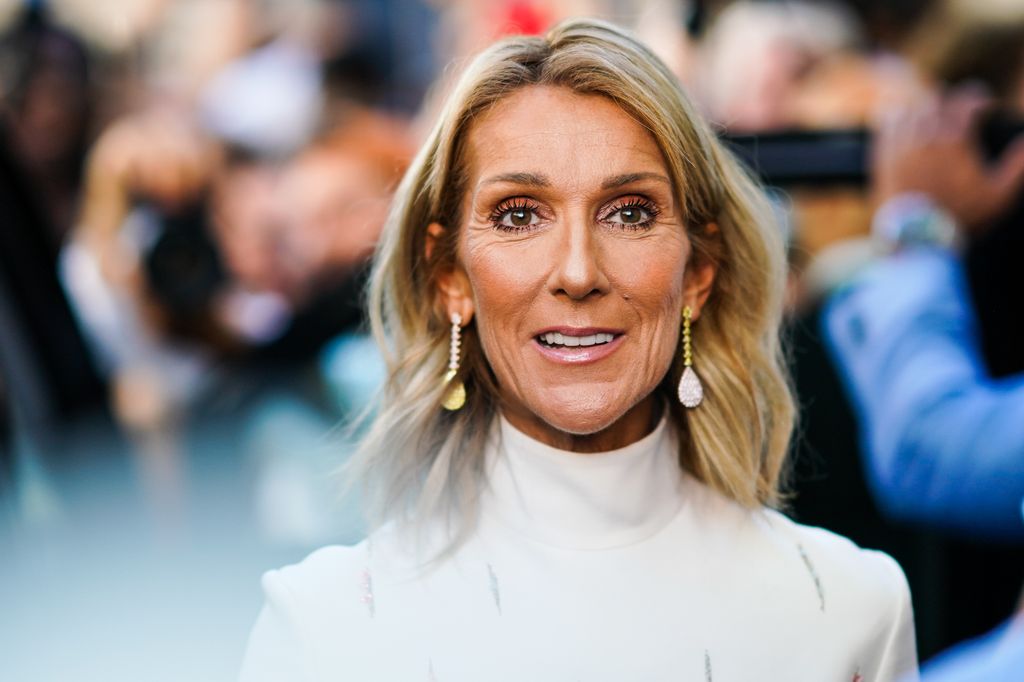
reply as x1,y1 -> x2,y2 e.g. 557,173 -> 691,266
601,197 -> 660,230
490,198 -> 544,232
615,206 -> 647,225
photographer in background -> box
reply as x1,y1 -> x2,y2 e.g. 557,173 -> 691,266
825,86 -> 1024,679
828,86 -> 1024,534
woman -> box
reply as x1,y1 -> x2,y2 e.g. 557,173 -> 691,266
241,19 -> 917,681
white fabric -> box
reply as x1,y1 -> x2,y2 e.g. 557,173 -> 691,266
240,415 -> 919,681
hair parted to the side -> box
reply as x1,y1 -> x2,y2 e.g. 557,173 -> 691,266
349,17 -> 795,549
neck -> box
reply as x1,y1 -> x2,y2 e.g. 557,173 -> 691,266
500,395 -> 659,453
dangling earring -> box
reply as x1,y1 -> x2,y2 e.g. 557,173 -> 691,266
442,312 -> 466,411
678,305 -> 704,408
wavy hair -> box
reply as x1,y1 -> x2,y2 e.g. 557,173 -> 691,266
349,18 -> 795,547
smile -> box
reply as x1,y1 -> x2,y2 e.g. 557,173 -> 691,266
537,332 -> 616,348
531,327 -> 625,365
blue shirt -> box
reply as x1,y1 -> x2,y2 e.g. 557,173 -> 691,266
918,619 -> 1024,681
824,249 -> 1024,539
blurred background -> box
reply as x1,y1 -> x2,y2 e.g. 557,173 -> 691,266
1,0 -> 1022,679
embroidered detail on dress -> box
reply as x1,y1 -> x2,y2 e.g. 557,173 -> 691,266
487,563 -> 502,615
360,568 -> 375,618
852,670 -> 863,682
704,650 -> 713,681
797,543 -> 826,612
427,659 -> 437,681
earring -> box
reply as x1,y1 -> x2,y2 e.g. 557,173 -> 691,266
678,305 -> 704,408
442,312 -> 466,411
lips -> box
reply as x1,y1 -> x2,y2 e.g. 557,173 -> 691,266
531,327 -> 625,365
537,331 -> 615,348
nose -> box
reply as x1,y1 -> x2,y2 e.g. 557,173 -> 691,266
549,211 -> 609,300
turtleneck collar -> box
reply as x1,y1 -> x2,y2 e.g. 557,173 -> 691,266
481,412 -> 685,550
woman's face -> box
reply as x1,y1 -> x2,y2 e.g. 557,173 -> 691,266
446,85 -> 713,450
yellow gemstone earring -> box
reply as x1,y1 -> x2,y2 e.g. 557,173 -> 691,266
442,312 -> 466,411
678,305 -> 703,408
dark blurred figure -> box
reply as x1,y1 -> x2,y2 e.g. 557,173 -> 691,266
0,72 -> 111,510
320,0 -> 439,115
0,4 -> 92,247
0,1 -> 107,427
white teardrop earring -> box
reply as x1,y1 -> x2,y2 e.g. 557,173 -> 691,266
442,312 -> 466,411
678,305 -> 704,408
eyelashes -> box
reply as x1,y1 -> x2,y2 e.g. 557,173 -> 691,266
488,196 -> 661,233
602,198 -> 660,230
488,198 -> 543,232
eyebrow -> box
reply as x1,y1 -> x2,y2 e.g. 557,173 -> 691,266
600,172 -> 672,189
479,171 -> 671,190
480,172 -> 551,187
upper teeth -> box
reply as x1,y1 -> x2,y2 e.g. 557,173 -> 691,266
540,332 -> 615,347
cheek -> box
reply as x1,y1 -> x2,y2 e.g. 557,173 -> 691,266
466,240 -> 543,298
461,239 -> 545,359
614,237 -> 689,309
612,242 -> 690,363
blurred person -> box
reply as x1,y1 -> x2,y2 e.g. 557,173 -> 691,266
826,88 -> 1024,538
62,9 -> 413,421
697,0 -> 926,132
797,1 -> 1024,659
227,107 -> 413,546
907,0 -> 1024,113
698,0 -> 862,130
901,0 -> 1024,383
211,108 -> 413,362
65,109 -> 221,428
0,4 -> 93,246
241,19 -> 917,681
276,110 -> 413,293
199,35 -> 323,159
824,88 -> 1024,680
696,0 -> 926,312
823,0 -> 1024,540
316,0 -> 442,114
56,109 -> 227,521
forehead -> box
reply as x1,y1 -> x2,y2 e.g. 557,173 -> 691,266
463,85 -> 669,189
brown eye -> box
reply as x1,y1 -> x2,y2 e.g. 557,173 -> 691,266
603,199 -> 658,230
619,207 -> 642,224
510,208 -> 532,227
492,200 -> 543,231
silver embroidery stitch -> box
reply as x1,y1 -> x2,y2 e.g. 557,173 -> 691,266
360,568 -> 375,618
704,650 -> 713,681
487,563 -> 502,615
797,543 -> 826,612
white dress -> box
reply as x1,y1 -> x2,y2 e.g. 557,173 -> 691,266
240,415 -> 919,681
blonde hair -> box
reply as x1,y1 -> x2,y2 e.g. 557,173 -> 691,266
350,18 -> 795,545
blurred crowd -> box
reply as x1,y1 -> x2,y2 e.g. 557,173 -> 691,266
2,0 -> 1024,679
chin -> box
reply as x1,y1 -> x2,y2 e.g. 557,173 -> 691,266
527,392 -> 634,437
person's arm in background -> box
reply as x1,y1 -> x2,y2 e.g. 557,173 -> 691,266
824,89 -> 1024,539
917,617 -> 1024,681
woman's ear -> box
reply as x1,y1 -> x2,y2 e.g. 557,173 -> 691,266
683,222 -> 719,320
426,222 -> 475,324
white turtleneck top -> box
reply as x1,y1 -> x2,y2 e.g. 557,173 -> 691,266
240,416 -> 918,681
